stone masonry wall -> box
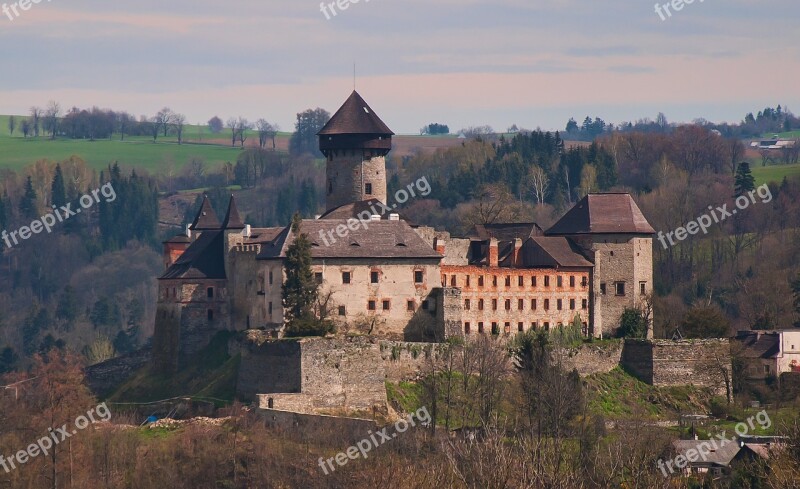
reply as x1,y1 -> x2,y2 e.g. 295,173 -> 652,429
558,341 -> 624,376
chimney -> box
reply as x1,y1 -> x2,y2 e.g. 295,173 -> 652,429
389,213 -> 400,221
488,238 -> 499,267
371,214 -> 381,221
513,238 -> 523,266
243,224 -> 251,238
185,225 -> 192,240
435,238 -> 446,255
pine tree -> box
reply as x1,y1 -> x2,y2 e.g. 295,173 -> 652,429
19,175 -> 38,220
51,163 -> 67,208
734,162 -> 756,197
791,274 -> 800,327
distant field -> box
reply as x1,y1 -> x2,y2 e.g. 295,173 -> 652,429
751,163 -> 800,185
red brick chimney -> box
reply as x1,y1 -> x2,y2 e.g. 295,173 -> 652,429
488,238 -> 498,267
435,238 -> 446,256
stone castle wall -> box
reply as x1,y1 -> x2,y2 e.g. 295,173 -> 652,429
326,153 -> 387,210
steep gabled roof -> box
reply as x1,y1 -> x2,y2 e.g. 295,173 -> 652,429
521,237 -> 594,268
470,222 -> 544,241
189,195 -> 220,231
257,219 -> 440,260
221,195 -> 245,230
160,230 -> 226,280
319,199 -> 412,223
546,193 -> 655,236
318,91 -> 394,136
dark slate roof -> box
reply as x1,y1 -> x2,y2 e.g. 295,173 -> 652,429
221,195 -> 245,230
521,237 -> 594,268
163,234 -> 191,244
257,219 -> 441,260
189,195 -> 221,231
318,91 -> 394,136
672,440 -> 741,467
546,193 -> 655,236
736,332 -> 780,359
320,199 -> 411,223
470,222 -> 544,241
160,230 -> 226,280
245,227 -> 285,244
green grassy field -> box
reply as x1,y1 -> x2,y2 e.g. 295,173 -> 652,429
751,162 -> 800,185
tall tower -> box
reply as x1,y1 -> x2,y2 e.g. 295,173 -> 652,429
318,91 -> 394,211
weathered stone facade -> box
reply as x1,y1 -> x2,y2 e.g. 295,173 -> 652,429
326,152 -> 388,210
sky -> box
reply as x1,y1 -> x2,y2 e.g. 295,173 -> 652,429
1,0 -> 798,134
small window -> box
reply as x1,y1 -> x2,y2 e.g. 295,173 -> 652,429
582,299 -> 588,310
531,322 -> 537,330
478,276 -> 484,287
544,299 -> 550,310
207,309 -> 214,321
531,299 -> 537,310
269,270 -> 273,285
557,276 -> 563,287
492,299 -> 498,311
518,322 -> 524,332
518,299 -> 524,310
569,276 -> 575,288
582,277 -> 588,287
492,276 -> 498,287
505,276 -> 511,287
615,282 -> 626,296
504,322 -> 511,334
368,300 -> 376,311
600,283 -> 607,295
365,183 -> 373,195
505,299 -> 511,311
544,276 -> 550,287
491,322 -> 499,335
451,275 -> 456,287
207,287 -> 214,298
407,300 -> 415,311
382,300 -> 390,311
764,365 -> 770,374
531,276 -> 537,287
570,299 -> 575,310
466,276 -> 471,287
465,299 -> 471,310
315,272 -> 323,284
518,276 -> 524,287
640,282 -> 647,295
464,322 -> 471,334
268,302 -> 273,314
478,322 -> 484,334
557,299 -> 563,310
371,271 -> 379,284
414,270 -> 424,283
478,299 -> 484,311
442,274 -> 447,286
338,305 -> 346,316
544,322 -> 550,331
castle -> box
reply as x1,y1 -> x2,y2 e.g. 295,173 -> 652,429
151,91 -> 656,372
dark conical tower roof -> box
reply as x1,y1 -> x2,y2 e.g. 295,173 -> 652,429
189,195 -> 221,231
318,91 -> 394,136
221,195 -> 245,230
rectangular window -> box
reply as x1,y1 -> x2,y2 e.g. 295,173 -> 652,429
557,276 -> 563,287
268,302 -> 273,314
442,274 -> 447,286
207,287 -> 214,298
466,275 -> 471,287
407,300 -> 415,311
269,270 -> 273,285
518,299 -> 524,310
505,299 -> 511,311
491,322 -> 499,335
464,322 -> 471,335
570,276 -> 575,288
544,276 -> 550,287
342,272 -> 351,284
582,277 -> 588,287
451,276 -> 456,287
531,276 -> 537,287
478,322 -> 484,333
371,271 -> 379,284
640,282 -> 647,295
531,299 -> 537,310
615,282 -> 626,296
414,270 -> 424,283
478,299 -> 484,311
492,299 -> 498,311
531,322 -> 537,330
505,276 -> 511,287
493,276 -> 498,287
557,299 -> 563,310
338,305 -> 346,316
544,322 -> 550,331
518,322 -> 524,332
465,299 -> 471,310
478,276 -> 484,287
600,283 -> 607,295
582,299 -> 588,310
382,300 -> 391,311
365,183 -> 373,195
315,272 -> 323,284
570,299 -> 575,310
504,322 -> 511,334
207,309 -> 214,321
544,299 -> 550,310
518,276 -> 524,287
368,300 -> 376,311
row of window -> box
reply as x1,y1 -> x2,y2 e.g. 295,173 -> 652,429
464,297 -> 588,311
162,286 -> 220,300
443,273 -> 588,289
599,282 -> 647,296
464,321 -> 588,335
317,270 -> 427,285
335,299 -> 431,316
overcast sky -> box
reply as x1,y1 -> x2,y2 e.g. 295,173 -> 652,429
1,0 -> 798,134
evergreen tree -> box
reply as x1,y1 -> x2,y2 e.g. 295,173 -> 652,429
734,162 -> 756,197
51,163 -> 67,208
56,285 -> 80,323
19,175 -> 38,220
791,274 -> 800,327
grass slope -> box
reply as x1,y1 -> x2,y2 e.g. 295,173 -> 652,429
751,162 -> 800,185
